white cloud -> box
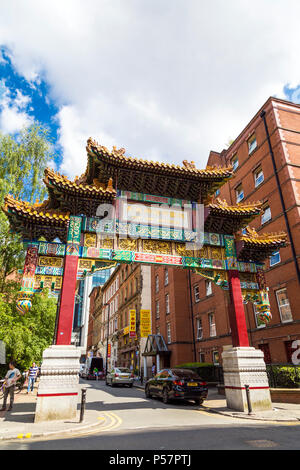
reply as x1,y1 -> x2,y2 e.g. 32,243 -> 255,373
1,1 -> 300,177
0,81 -> 32,133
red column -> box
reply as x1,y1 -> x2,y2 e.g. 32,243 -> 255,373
228,270 -> 249,347
56,216 -> 82,345
56,255 -> 78,345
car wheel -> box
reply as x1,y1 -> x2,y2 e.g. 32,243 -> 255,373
195,398 -> 204,406
145,386 -> 152,398
111,381 -> 116,387
129,383 -> 133,388
162,388 -> 169,404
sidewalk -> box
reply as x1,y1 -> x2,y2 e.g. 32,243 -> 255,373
135,381 -> 300,422
202,389 -> 300,422
0,382 -> 109,441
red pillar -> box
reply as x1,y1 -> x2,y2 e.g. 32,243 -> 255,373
56,255 -> 78,345
228,270 -> 249,347
56,216 -> 82,345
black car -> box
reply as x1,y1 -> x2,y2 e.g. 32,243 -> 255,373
145,368 -> 208,405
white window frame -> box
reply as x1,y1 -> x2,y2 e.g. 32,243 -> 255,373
155,300 -> 160,319
155,275 -> 159,293
212,350 -> 220,365
208,313 -> 216,337
270,250 -> 280,267
254,168 -> 264,187
164,268 -> 169,286
196,318 -> 203,340
194,285 -> 200,302
231,156 -> 239,172
165,293 -> 170,314
236,185 -> 244,203
276,288 -> 293,323
206,280 -> 212,296
261,206 -> 271,225
248,134 -> 257,154
167,322 -> 171,344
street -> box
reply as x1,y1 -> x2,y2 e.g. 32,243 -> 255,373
1,379 -> 300,450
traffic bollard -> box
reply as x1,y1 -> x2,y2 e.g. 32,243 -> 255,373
80,388 -> 87,423
244,384 -> 253,415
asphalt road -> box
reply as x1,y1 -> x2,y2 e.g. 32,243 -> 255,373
1,380 -> 300,450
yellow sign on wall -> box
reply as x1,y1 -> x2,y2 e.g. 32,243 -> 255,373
129,309 -> 136,338
140,309 -> 151,337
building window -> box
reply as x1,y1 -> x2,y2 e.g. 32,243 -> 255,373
155,300 -> 160,319
254,167 -> 264,187
199,353 -> 205,363
194,285 -> 200,302
206,280 -> 212,296
261,206 -> 271,225
212,351 -> 220,365
196,318 -> 203,340
253,303 -> 266,329
208,313 -> 216,337
167,323 -> 171,344
156,326 -> 160,335
165,294 -> 170,314
270,251 -> 280,267
236,184 -> 244,203
248,134 -> 257,154
231,155 -> 239,172
155,275 -> 159,293
164,268 -> 169,286
276,288 -> 293,323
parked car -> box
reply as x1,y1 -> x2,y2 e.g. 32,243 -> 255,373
145,368 -> 208,405
106,367 -> 134,387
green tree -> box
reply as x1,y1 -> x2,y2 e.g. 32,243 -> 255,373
0,123 -> 54,294
0,289 -> 57,372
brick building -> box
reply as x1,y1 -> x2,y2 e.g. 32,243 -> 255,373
153,97 -> 300,366
151,266 -> 194,368
87,263 -> 152,373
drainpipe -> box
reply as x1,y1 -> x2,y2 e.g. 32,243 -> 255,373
188,270 -> 197,362
260,110 -> 300,284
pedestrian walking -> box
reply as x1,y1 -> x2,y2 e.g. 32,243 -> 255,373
1,361 -> 21,411
152,362 -> 156,377
27,362 -> 39,393
93,367 -> 98,380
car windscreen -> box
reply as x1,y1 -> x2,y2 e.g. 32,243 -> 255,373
171,369 -> 202,379
116,368 -> 130,373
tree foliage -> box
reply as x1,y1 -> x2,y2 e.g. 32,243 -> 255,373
0,290 -> 57,372
0,123 -> 54,294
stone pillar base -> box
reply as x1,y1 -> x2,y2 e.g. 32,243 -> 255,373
35,345 -> 81,422
222,347 -> 272,412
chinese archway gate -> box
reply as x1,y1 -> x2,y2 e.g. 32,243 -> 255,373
4,138 -> 287,420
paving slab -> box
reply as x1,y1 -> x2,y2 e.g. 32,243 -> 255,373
0,382 -> 110,441
203,390 -> 300,422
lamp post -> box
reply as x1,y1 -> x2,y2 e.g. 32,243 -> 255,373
104,302 -> 110,377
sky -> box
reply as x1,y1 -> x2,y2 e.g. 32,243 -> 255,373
0,0 -> 300,179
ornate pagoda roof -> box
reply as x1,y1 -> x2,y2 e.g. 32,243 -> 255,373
236,227 -> 288,262
204,199 -> 263,234
3,196 -> 70,243
84,138 -> 233,201
44,168 -> 116,216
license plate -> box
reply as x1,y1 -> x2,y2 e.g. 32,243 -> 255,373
122,375 -> 130,378
187,382 -> 198,387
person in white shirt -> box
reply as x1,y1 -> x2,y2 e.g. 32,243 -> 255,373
1,361 -> 21,412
